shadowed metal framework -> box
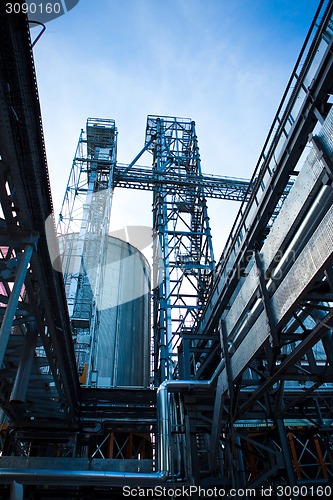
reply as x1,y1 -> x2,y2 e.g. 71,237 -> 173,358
0,1 -> 332,499
146,116 -> 216,383
58,118 -> 117,385
58,115 -> 251,389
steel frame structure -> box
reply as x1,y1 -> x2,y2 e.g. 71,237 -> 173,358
57,118 -> 117,385
57,115 -> 250,389
0,1 -> 332,499
182,0 -> 333,492
114,164 -> 251,200
0,2 -> 80,430
145,116 -> 215,383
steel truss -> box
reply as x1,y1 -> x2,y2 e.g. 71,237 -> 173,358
180,0 -> 333,492
58,118 -> 117,385
0,1 -> 333,498
114,163 -> 251,201
143,116 -> 215,383
0,4 -> 79,429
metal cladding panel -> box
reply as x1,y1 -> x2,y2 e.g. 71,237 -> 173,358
318,106 -> 333,154
220,311 -> 270,394
260,149 -> 324,272
271,203 -> 333,327
96,237 -> 151,388
224,264 -> 259,338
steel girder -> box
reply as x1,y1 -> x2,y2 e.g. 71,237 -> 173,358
194,0 -> 333,489
0,6 -> 80,425
113,164 -> 251,201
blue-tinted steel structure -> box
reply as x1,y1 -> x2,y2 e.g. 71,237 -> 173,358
0,1 -> 332,499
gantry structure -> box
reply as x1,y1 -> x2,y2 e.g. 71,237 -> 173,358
0,1 -> 332,499
58,114 -> 250,390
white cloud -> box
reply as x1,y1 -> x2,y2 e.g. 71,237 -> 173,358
32,0 -> 319,258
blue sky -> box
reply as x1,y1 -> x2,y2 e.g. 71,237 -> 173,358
32,0 -> 321,257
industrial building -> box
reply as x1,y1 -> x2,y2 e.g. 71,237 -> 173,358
0,1 -> 333,499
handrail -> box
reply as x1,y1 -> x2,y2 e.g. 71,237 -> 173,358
216,0 -> 331,278
196,0 -> 333,340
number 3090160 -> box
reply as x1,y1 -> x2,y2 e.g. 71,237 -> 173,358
6,3 -> 62,15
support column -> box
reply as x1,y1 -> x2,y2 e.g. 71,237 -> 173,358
209,381 -> 225,471
0,242 -> 35,369
178,338 -> 191,379
209,320 -> 230,470
10,321 -> 38,403
10,481 -> 23,500
219,320 -> 234,400
255,252 -> 279,350
276,418 -> 298,495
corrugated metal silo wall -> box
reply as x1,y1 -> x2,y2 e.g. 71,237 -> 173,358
96,236 -> 151,388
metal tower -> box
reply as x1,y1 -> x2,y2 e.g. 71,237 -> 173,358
58,115 -> 251,388
146,116 -> 215,383
58,118 -> 117,385
1,2 -> 333,497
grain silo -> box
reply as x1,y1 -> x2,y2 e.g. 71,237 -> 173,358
93,235 -> 151,387
58,231 -> 151,388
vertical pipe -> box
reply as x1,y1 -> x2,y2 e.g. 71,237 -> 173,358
10,481 -> 23,500
157,384 -> 170,474
10,322 -> 38,403
276,418 -> 298,492
0,244 -> 34,369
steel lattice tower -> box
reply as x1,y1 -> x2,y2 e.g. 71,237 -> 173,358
145,116 -> 215,383
57,114 -> 250,388
58,118 -> 117,385
1,3 -> 333,496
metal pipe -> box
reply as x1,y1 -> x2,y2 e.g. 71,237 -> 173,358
10,322 -> 38,403
157,382 -> 170,474
0,469 -> 167,486
0,363 -> 223,485
156,360 -> 224,476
